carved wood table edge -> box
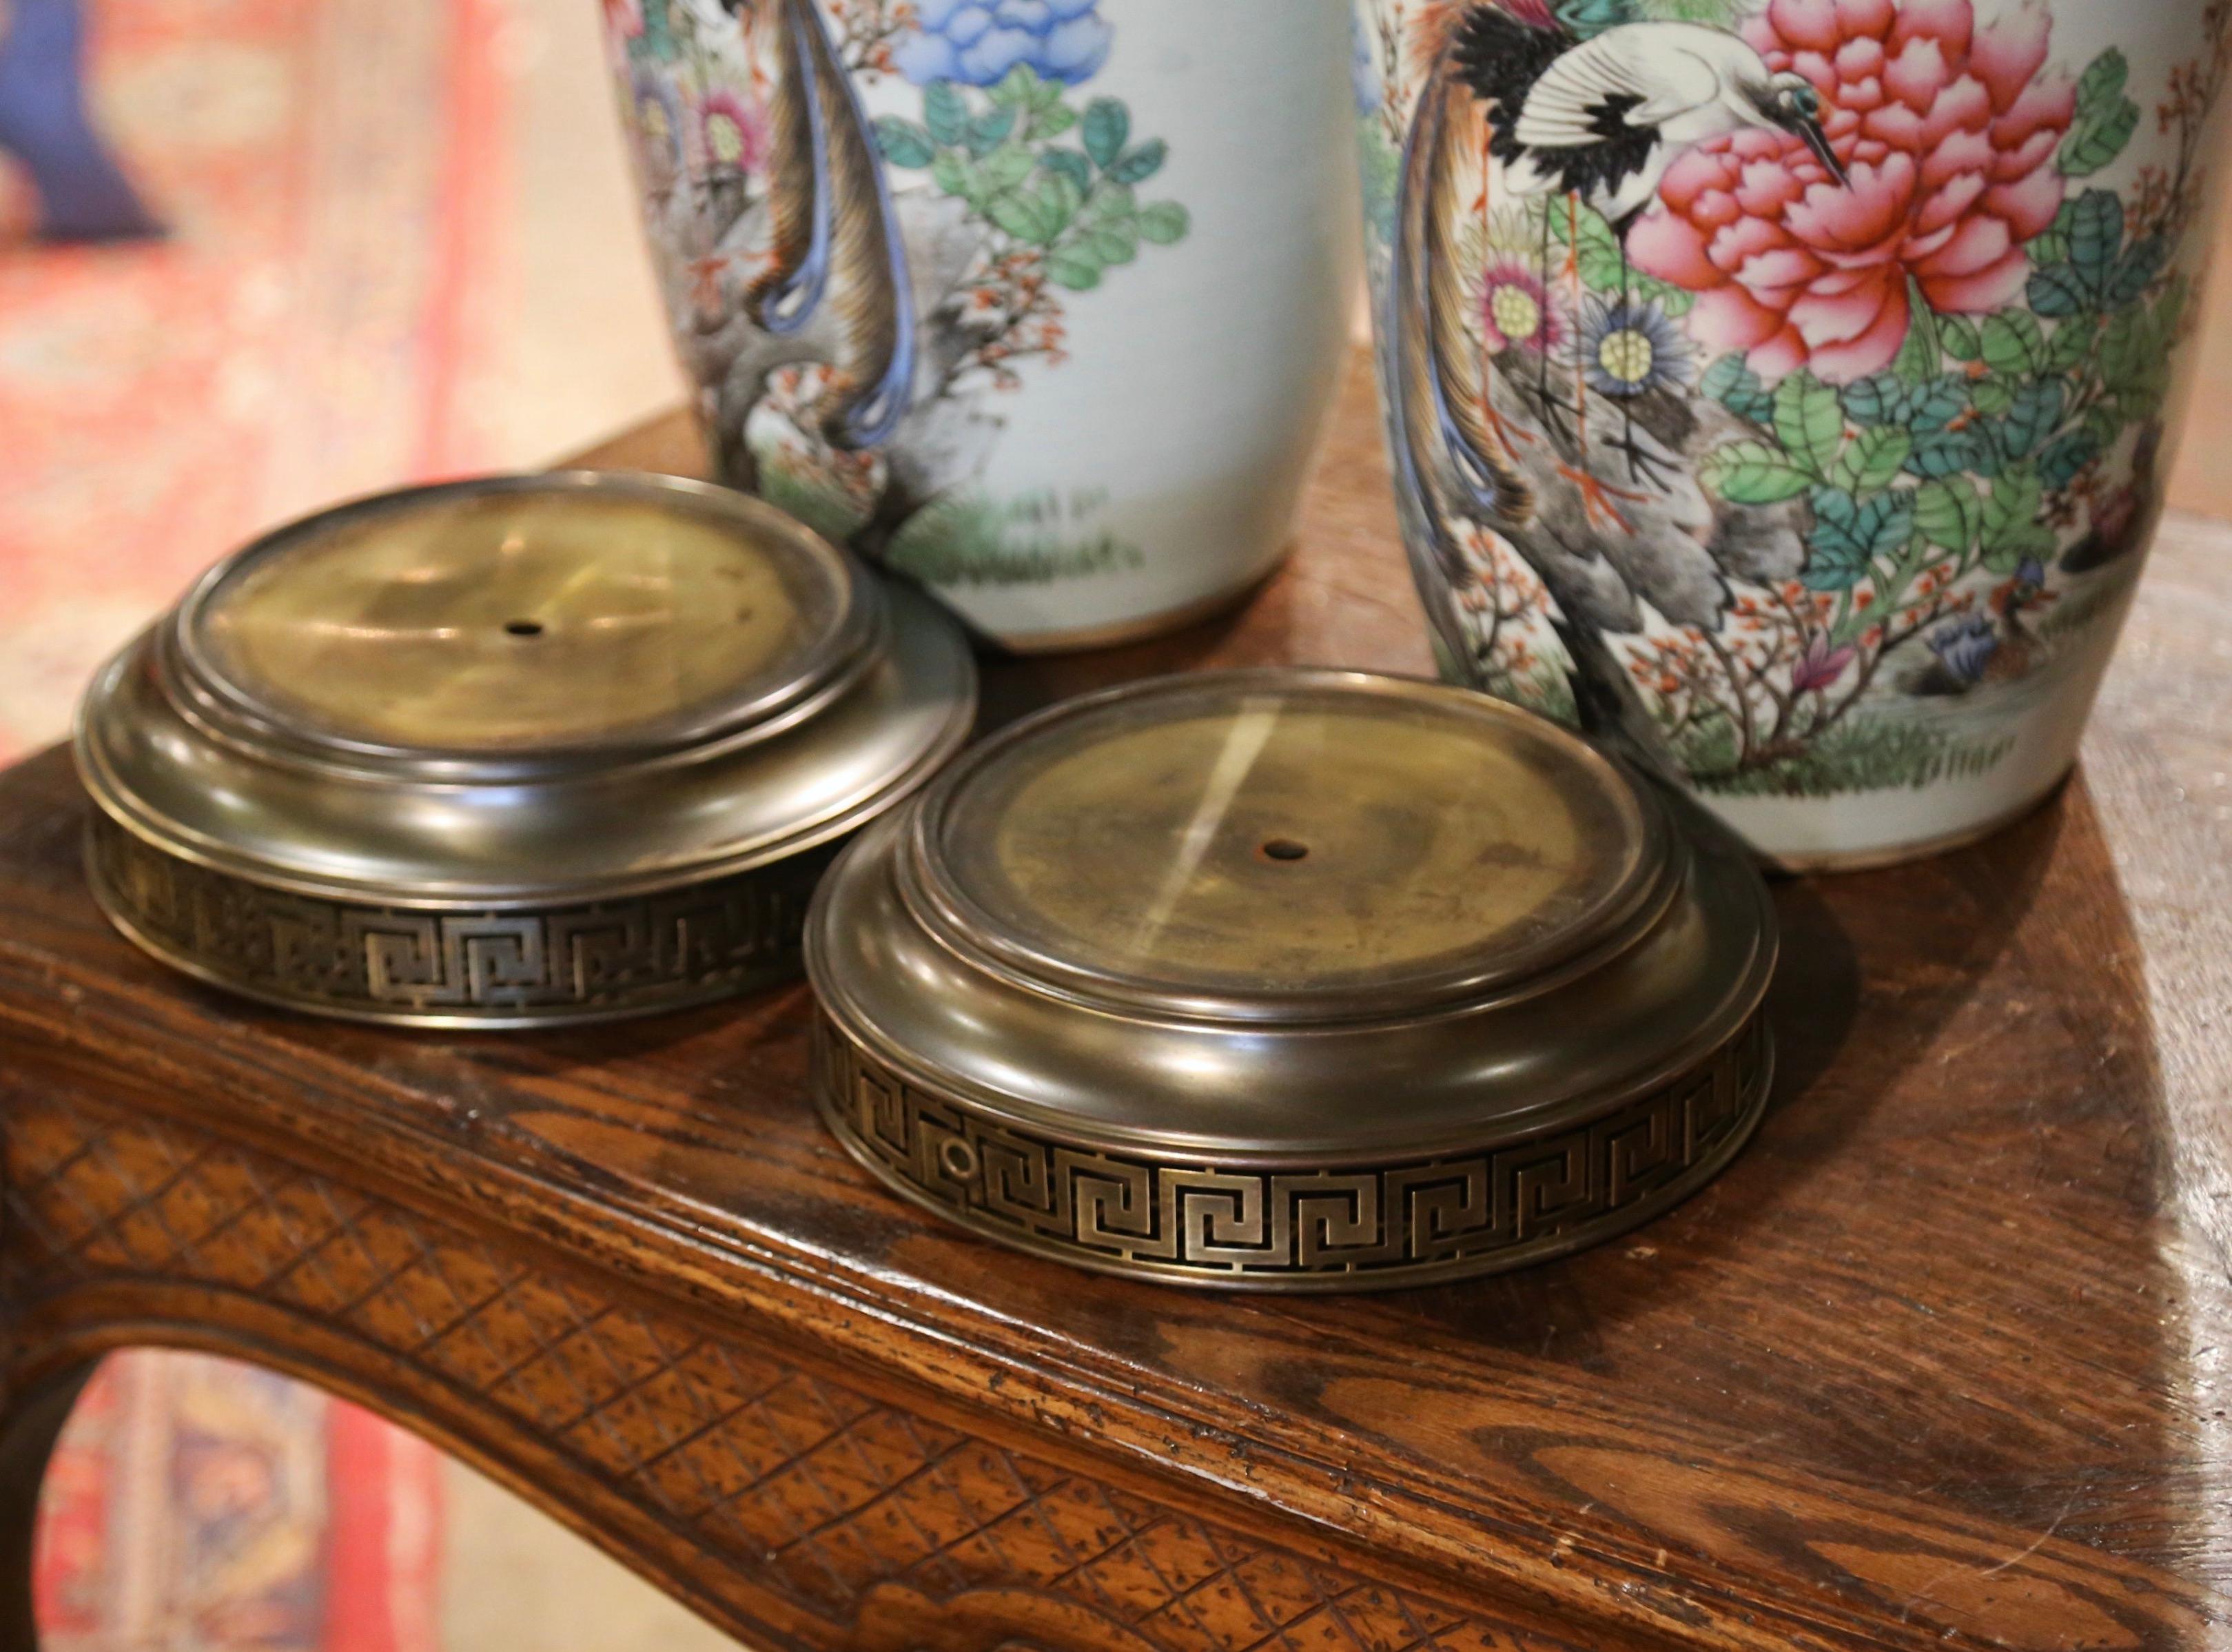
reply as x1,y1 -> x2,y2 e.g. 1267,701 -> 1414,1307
3,352 -> 2229,1652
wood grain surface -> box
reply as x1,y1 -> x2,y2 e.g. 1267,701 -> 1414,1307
2,351 -> 2228,1651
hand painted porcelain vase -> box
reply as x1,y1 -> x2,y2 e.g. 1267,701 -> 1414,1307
605,0 -> 1361,652
1353,0 -> 2229,866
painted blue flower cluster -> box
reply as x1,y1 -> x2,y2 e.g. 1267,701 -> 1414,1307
894,0 -> 1110,89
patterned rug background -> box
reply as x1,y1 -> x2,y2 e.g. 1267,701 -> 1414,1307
8,0 -> 708,1644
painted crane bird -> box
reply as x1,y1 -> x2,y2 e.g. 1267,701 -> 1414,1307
724,0 -> 917,453
1388,0 -> 1847,749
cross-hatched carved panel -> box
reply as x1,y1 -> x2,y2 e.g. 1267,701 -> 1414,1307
816,1009 -> 1772,1288
1,1095 -> 1584,1651
86,814 -> 833,1024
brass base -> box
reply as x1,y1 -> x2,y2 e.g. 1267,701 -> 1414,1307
813,1009 -> 1773,1292
86,815 -> 830,1029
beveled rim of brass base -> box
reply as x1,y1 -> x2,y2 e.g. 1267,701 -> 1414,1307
167,471 -> 885,784
895,668 -> 1684,1026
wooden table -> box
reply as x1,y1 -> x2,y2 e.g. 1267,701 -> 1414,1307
3,354 -> 2229,1652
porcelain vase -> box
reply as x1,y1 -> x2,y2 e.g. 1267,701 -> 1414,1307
1353,0 -> 2229,866
606,0 -> 1362,652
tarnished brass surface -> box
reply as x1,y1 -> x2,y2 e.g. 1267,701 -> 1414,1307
192,480 -> 850,757
808,669 -> 1777,1290
927,674 -> 1669,1014
76,473 -> 976,1026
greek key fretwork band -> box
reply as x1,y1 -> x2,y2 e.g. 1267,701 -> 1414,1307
812,1011 -> 1774,1289
85,813 -> 835,1025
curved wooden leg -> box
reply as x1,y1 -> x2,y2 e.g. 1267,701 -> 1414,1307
0,1089 -> 1606,1652
0,1364 -> 94,1652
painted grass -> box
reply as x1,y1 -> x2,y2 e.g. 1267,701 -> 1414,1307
886,494 -> 1143,589
1679,714 -> 2018,797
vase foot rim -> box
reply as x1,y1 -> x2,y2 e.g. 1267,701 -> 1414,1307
1747,765 -> 2076,875
966,558 -> 1289,655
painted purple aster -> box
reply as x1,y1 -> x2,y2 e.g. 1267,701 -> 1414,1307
893,0 -> 1112,88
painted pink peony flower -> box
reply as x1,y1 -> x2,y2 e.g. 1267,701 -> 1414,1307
1628,0 -> 2076,383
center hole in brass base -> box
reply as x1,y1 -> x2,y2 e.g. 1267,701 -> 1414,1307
1260,838 -> 1309,864
504,619 -> 544,638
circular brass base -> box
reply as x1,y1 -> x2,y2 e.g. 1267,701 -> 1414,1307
813,1008 -> 1772,1292
807,670 -> 1781,1292
87,813 -> 832,1029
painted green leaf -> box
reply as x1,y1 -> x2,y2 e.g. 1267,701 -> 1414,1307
979,143 -> 1036,196
1701,351 -> 1774,425
1105,140 -> 1169,185
2000,378 -> 2067,460
1037,175 -> 1083,236
2098,308 -> 2149,391
1981,466 -> 2044,553
1703,351 -> 1759,404
1047,249 -> 1103,290
1906,375 -> 1969,433
1907,429 -> 1981,478
874,117 -> 936,169
2027,263 -> 2091,318
1035,103 -> 1078,138
924,80 -> 971,147
1832,425 -> 1914,494
2038,430 -> 2102,488
1805,487 -> 1914,588
2045,314 -> 2097,373
2077,47 -> 2129,118
1087,224 -> 1138,265
1893,281 -> 1940,385
1083,181 -> 1136,222
932,150 -> 981,204
1773,370 -> 1844,478
1557,0 -> 1630,35
1939,315 -> 1983,360
1137,201 -> 1191,245
1980,312 -> 2045,376
1703,440 -> 1814,503
2059,98 -> 2140,176
2082,404 -> 2125,451
1971,377 -> 2015,417
965,105 -> 1017,157
1041,149 -> 1093,194
2064,189 -> 2124,286
1914,477 -> 1980,550
1082,99 -> 1129,169
1551,202 -> 1627,292
2157,272 -> 2191,336
2106,234 -> 2169,307
989,64 -> 1041,108
987,190 -> 1053,243
1841,373 -> 1905,426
